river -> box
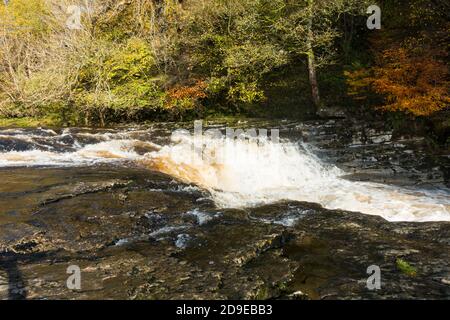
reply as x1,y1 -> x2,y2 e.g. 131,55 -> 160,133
0,119 -> 449,299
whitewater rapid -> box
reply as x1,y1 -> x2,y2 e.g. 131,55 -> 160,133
145,133 -> 450,222
0,128 -> 156,166
0,127 -> 449,222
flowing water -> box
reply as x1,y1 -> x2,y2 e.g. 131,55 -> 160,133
1,119 -> 449,299
0,120 -> 448,222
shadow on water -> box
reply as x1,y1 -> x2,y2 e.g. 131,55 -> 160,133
0,252 -> 28,300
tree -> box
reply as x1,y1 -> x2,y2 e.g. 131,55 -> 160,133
346,0 -> 449,117
0,0 -> 63,116
177,0 -> 289,110
368,38 -> 449,116
272,0 -> 371,114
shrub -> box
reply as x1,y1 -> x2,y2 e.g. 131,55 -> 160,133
73,37 -> 164,125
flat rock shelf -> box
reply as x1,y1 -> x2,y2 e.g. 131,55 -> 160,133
0,119 -> 449,299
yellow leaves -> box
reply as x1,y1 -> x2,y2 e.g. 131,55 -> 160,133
344,69 -> 372,99
105,38 -> 155,82
0,0 -> 53,37
228,81 -> 265,104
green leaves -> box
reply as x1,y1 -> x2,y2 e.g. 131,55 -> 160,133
105,38 -> 156,84
396,258 -> 417,277
181,0 -> 291,108
73,37 -> 163,123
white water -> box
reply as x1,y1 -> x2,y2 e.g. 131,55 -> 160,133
0,128 -> 449,222
0,128 -> 157,167
146,134 -> 450,222
0,139 -> 143,167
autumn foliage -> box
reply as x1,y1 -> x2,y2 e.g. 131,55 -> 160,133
165,80 -> 207,114
370,47 -> 449,116
166,80 -> 208,102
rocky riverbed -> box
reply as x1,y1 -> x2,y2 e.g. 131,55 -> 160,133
0,119 -> 449,299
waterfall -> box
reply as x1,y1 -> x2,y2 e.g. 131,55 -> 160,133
0,127 -> 448,222
145,133 -> 450,222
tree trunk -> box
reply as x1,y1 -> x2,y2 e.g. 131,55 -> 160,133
306,0 -> 321,114
307,47 -> 320,110
99,109 -> 105,127
84,111 -> 90,126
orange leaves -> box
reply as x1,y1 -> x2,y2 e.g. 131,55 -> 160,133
164,80 -> 208,112
167,80 -> 207,102
345,37 -> 449,117
370,46 -> 449,116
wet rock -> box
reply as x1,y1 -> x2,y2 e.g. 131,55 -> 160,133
0,120 -> 449,300
131,141 -> 161,155
39,180 -> 132,206
0,137 -> 35,152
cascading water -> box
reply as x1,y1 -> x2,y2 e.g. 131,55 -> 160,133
146,133 -> 450,222
0,128 -> 156,166
0,126 -> 449,222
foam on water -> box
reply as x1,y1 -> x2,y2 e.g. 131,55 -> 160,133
1,127 -> 449,222
0,127 -> 160,167
0,139 -> 143,167
146,134 -> 450,222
